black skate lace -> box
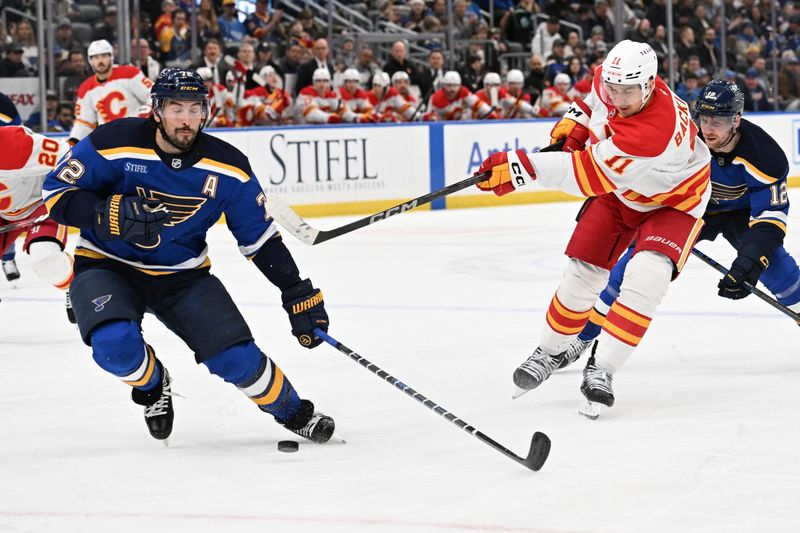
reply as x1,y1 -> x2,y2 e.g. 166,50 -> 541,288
519,348 -> 560,380
584,365 -> 613,394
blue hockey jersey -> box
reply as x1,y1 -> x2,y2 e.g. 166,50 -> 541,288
704,118 -> 789,235
42,118 -> 277,273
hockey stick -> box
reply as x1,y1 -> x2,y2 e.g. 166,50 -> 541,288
0,214 -> 49,235
314,328 -> 551,471
267,141 -> 566,245
691,247 -> 800,324
409,85 -> 435,122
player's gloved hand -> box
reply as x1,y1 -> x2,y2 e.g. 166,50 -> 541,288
475,149 -> 536,196
357,114 -> 376,123
281,279 -> 329,348
549,118 -> 589,152
94,194 -> 171,247
717,243 -> 769,300
327,113 -> 341,124
485,111 -> 499,119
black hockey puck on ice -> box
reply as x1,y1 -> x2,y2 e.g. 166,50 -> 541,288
278,440 -> 299,452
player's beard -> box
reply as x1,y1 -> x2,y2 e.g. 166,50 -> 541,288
164,124 -> 199,152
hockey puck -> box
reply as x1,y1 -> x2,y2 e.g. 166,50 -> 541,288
278,440 -> 299,453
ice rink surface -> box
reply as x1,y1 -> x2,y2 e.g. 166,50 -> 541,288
1,201 -> 799,533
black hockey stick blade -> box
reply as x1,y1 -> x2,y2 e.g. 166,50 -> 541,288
691,248 -> 800,324
524,431 -> 551,471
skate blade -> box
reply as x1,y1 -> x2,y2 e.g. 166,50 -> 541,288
578,398 -> 603,420
162,438 -> 170,448
512,385 -> 531,400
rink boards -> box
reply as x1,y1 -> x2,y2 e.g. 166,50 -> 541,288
205,113 -> 800,217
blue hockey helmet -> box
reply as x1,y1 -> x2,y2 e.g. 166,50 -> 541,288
0,92 -> 22,126
694,79 -> 744,119
151,68 -> 209,110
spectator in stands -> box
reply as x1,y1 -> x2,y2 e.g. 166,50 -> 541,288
675,71 -> 701,109
586,25 -> 607,58
298,9 -> 325,41
420,16 -> 445,49
93,5 -> 119,45
25,90 -> 59,131
630,17 -> 652,44
564,56 -> 587,85
431,0 -> 447,26
11,19 -> 38,74
743,67 -> 771,111
383,41 -> 417,85
295,38 -> 333,95
54,18 -> 80,60
509,0 -> 537,50
137,13 -> 157,48
688,3 -> 711,42
278,42 -> 303,78
402,0 -> 427,32
523,53 -> 545,103
779,57 -> 800,111
234,42 -> 260,90
736,22 -> 762,58
545,38 -> 567,83
58,49 -> 91,78
784,15 -> 800,53
335,35 -> 357,69
649,24 -> 669,62
155,0 -> 177,46
587,0 -> 613,42
199,0 -> 220,41
256,41 -> 281,76
0,42 -> 29,77
460,53 -> 485,94
531,15 -> 561,59
563,31 -> 580,58
697,28 -> 720,74
219,0 -> 248,43
417,49 -> 445,98
56,103 -> 74,132
132,38 -> 162,80
190,38 -> 227,86
675,26 -> 697,65
165,9 -> 192,66
246,0 -> 283,43
681,55 -> 701,79
645,0 -> 667,29
451,0 -> 478,40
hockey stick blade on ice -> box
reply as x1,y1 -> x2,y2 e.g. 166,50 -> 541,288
692,248 -> 800,325
267,141 -> 566,245
0,214 -> 49,234
314,328 -> 551,471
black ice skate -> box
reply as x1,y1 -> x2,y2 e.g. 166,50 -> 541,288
579,351 -> 615,420
2,258 -> 20,282
512,347 -> 565,399
131,362 -> 174,442
280,399 -> 335,443
65,291 -> 76,324
557,337 -> 593,370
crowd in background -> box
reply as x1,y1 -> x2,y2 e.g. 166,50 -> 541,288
1,0 -> 800,131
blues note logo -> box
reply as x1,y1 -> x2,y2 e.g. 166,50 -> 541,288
92,294 -> 112,312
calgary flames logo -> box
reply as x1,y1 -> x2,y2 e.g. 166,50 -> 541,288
96,91 -> 128,123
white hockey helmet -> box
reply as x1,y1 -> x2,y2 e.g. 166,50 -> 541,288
483,72 -> 501,87
312,68 -> 331,82
259,65 -> 276,79
343,68 -> 361,82
601,40 -> 658,98
391,70 -> 409,84
196,66 -> 213,81
506,69 -> 524,85
442,70 -> 461,86
87,39 -> 113,58
372,71 -> 390,87
554,72 -> 571,86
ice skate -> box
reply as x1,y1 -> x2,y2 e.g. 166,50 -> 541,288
557,337 -> 593,370
65,291 -> 76,324
579,355 -> 614,420
2,258 -> 20,283
512,347 -> 565,399
131,363 -> 174,444
280,399 -> 336,443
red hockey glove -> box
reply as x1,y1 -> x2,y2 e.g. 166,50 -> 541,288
327,113 -> 341,124
486,111 -> 500,119
549,118 -> 589,152
475,149 -> 536,196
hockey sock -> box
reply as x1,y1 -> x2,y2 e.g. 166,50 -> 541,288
578,245 -> 635,342
91,320 -> 161,391
26,240 -> 74,290
594,251 -> 672,372
759,247 -> 800,308
203,342 -> 302,422
540,258 -> 609,353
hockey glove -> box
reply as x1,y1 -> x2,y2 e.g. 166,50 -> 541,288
281,279 -> 329,348
475,149 -> 536,196
717,243 -> 770,300
94,195 -> 171,247
549,118 -> 589,153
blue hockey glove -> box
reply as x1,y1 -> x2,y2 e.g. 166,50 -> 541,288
95,195 -> 171,247
717,243 -> 769,300
281,279 -> 329,348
